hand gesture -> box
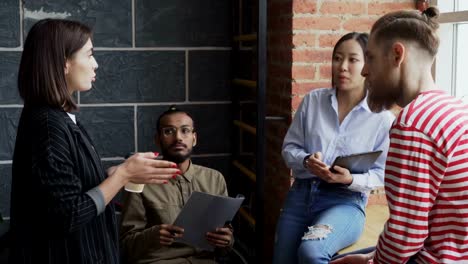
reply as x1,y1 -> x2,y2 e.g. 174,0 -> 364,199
158,224 -> 184,246
205,227 -> 233,248
113,152 -> 180,184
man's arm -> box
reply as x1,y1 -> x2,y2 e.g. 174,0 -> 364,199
373,125 -> 445,263
119,192 -> 164,263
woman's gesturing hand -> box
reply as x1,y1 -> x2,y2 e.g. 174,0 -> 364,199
112,152 -> 180,185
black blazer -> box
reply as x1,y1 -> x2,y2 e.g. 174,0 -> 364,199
9,106 -> 119,264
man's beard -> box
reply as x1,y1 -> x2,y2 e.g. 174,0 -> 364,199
161,145 -> 192,164
367,82 -> 401,113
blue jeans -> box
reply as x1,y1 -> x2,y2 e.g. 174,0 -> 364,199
273,178 -> 367,264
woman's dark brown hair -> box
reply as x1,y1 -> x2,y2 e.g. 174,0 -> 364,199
18,18 -> 92,112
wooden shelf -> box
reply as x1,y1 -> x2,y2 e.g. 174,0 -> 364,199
232,79 -> 257,89
232,160 -> 256,183
233,34 -> 257,42
233,120 -> 256,135
239,207 -> 256,227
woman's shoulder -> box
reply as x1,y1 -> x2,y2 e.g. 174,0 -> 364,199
306,87 -> 333,97
375,109 -> 396,122
25,106 -> 69,130
367,109 -> 395,130
302,88 -> 334,103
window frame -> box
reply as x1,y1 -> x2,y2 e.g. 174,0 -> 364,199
432,0 -> 468,100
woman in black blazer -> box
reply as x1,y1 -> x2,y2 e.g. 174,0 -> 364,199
8,19 -> 179,264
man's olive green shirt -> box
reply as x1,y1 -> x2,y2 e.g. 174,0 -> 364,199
120,162 -> 228,264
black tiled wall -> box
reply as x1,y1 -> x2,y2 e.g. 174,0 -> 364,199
82,51 -> 186,103
189,51 -> 232,101
135,0 -> 231,47
0,0 -> 20,47
0,52 -> 21,104
23,0 -> 132,47
0,164 -> 12,217
79,106 -> 135,157
0,0 -> 232,218
0,109 -> 21,161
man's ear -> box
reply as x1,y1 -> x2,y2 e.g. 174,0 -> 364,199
192,132 -> 197,147
391,42 -> 405,67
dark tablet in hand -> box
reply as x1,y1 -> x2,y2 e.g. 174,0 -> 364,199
330,150 -> 383,173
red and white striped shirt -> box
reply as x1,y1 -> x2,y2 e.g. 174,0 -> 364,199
374,90 -> 468,264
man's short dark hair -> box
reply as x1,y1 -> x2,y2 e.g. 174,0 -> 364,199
156,105 -> 195,133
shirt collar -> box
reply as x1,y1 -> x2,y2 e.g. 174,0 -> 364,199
180,160 -> 194,182
67,112 -> 77,124
359,92 -> 372,112
329,88 -> 372,113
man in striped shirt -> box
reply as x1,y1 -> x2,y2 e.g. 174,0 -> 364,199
332,6 -> 468,264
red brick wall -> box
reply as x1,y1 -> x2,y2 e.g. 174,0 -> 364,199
264,0 -> 414,262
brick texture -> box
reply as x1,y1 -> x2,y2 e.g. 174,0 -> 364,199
320,2 -> 365,15
292,0 -> 317,13
343,17 -> 378,31
292,49 -> 332,63
319,33 -> 343,48
292,33 -> 316,47
293,16 -> 341,30
319,64 -> 332,80
368,2 -> 415,15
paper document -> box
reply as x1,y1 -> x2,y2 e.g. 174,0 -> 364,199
173,191 -> 244,251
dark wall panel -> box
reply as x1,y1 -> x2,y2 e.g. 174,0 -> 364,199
0,0 -> 20,47
0,108 -> 21,160
78,107 -> 134,157
0,52 -> 21,104
136,0 -> 231,47
81,51 -> 185,103
23,0 -> 132,47
189,51 -> 231,101
0,164 -> 12,217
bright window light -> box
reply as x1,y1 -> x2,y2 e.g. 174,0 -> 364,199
434,0 -> 468,102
